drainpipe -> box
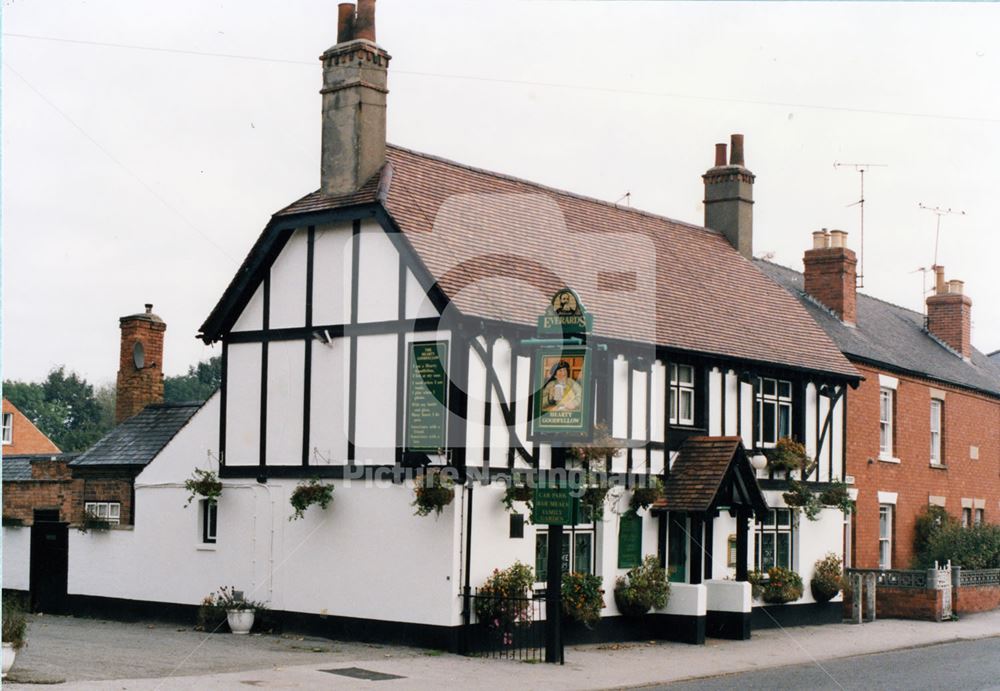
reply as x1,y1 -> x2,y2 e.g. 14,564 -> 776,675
461,482 -> 474,652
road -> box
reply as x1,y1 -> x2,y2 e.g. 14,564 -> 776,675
658,637 -> 1000,691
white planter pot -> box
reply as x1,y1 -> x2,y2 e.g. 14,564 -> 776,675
226,609 -> 255,635
2,642 -> 16,678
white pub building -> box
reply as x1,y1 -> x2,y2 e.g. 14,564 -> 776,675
60,1 -> 860,650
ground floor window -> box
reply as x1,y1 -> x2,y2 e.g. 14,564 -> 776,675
201,499 -> 218,544
535,528 -> 594,582
974,508 -> 984,526
879,504 -> 893,569
962,507 -> 972,528
84,501 -> 121,526
755,508 -> 793,571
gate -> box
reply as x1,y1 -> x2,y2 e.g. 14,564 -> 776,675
464,589 -> 546,661
30,511 -> 69,614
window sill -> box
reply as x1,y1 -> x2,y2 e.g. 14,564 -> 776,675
929,462 -> 947,470
877,455 -> 901,464
196,543 -> 218,551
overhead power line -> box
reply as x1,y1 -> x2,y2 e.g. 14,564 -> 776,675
5,32 -> 999,125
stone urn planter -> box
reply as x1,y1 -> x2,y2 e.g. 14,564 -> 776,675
2,642 -> 16,678
226,609 -> 255,635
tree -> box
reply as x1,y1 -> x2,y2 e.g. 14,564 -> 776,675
3,367 -> 112,452
164,356 -> 221,403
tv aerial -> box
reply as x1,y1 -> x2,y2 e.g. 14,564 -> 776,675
834,162 -> 887,289
918,203 -> 966,267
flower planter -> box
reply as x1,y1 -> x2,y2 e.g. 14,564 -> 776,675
226,609 -> 255,635
2,642 -> 15,678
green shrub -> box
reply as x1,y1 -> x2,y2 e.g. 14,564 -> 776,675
765,437 -> 813,474
760,566 -> 803,604
2,595 -> 28,650
501,483 -> 533,513
474,562 -> 534,632
184,468 -> 222,507
918,523 -> 1000,570
810,553 -> 844,603
613,555 -> 670,616
561,572 -> 604,627
912,505 -> 958,566
196,586 -> 269,633
747,570 -> 766,600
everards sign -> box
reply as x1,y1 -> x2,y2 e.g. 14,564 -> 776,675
531,288 -> 593,442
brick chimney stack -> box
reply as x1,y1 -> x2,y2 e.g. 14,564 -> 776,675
802,229 -> 858,326
926,266 -> 972,359
115,304 -> 165,423
320,0 -> 391,196
703,133 -> 755,259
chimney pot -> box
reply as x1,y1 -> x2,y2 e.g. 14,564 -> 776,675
948,279 -> 964,295
145,303 -> 153,313
812,231 -> 827,250
354,0 -> 376,42
934,265 -> 946,295
714,143 -> 727,167
829,230 -> 847,249
337,3 -> 356,43
729,134 -> 745,166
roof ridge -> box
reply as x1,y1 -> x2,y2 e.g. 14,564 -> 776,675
756,257 -> 927,322
386,143 -> 716,237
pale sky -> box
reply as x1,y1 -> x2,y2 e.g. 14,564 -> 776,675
4,1 -> 999,386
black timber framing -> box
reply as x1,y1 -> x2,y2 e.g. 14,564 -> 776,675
347,219 -> 361,464
302,226 -> 315,467
259,271 -> 270,470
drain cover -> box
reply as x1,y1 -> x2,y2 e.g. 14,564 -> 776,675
321,667 -> 405,681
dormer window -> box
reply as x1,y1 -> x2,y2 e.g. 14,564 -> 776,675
669,364 -> 696,426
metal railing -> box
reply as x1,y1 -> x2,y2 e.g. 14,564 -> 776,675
464,589 -> 546,661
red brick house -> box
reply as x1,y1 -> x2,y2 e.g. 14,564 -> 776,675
761,231 -> 1000,570
2,398 -> 61,456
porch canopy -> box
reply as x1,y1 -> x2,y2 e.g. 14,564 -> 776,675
653,436 -> 768,582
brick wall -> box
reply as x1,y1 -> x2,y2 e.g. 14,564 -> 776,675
843,586 -> 946,622
115,312 -> 166,424
2,460 -> 135,526
926,293 -> 971,359
2,398 -> 60,454
846,362 -> 1000,569
954,585 -> 1000,614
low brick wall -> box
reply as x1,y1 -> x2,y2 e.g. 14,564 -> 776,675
954,585 -> 1000,614
843,586 -> 946,622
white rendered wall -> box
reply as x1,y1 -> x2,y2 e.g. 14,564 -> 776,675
705,580 -> 751,613
2,526 -> 30,590
739,381 -> 753,448
488,339 -> 512,468
708,367 -> 723,436
357,221 -> 399,323
724,371 -> 739,436
830,391 -> 845,481
268,230 -> 308,330
309,339 -> 350,464
659,583 -> 706,617
225,343 -> 261,466
71,394 -> 463,627
353,333 -> 397,464
231,284 -> 264,332
405,269 -> 438,320
312,222 -> 353,326
266,341 -> 305,465
465,341 -> 486,467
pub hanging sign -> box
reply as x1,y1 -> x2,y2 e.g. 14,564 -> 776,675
531,288 -> 594,441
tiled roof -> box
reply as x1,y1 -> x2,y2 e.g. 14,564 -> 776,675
70,402 -> 203,468
758,260 -> 1000,398
658,437 -> 747,512
266,146 -> 858,379
2,454 -> 78,482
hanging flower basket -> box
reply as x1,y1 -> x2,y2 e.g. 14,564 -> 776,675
77,509 -> 112,534
760,566 -> 804,604
184,469 -> 222,507
580,483 -> 611,521
289,478 -> 334,520
501,483 -> 533,513
413,470 -> 455,517
613,555 -> 670,617
562,571 -> 605,627
765,437 -> 813,475
628,477 -> 665,512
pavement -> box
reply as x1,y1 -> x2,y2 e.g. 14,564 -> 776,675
4,609 -> 1000,690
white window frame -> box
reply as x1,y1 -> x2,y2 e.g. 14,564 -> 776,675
755,508 -> 794,571
84,501 -> 121,526
1,413 -> 12,444
961,507 -> 972,528
669,364 -> 696,426
878,388 -> 894,459
878,504 -> 893,569
974,508 -> 984,527
200,498 -> 218,544
756,378 -> 793,447
930,399 -> 943,466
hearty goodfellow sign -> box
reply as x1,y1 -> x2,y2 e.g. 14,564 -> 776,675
405,341 -> 449,453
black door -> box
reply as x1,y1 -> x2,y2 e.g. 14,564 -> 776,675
30,510 -> 69,614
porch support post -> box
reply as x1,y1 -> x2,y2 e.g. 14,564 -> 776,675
735,507 -> 750,581
703,514 -> 715,580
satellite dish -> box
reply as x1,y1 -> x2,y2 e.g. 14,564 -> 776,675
133,341 -> 145,369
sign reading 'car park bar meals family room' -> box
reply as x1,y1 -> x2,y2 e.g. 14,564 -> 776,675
405,341 -> 449,453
